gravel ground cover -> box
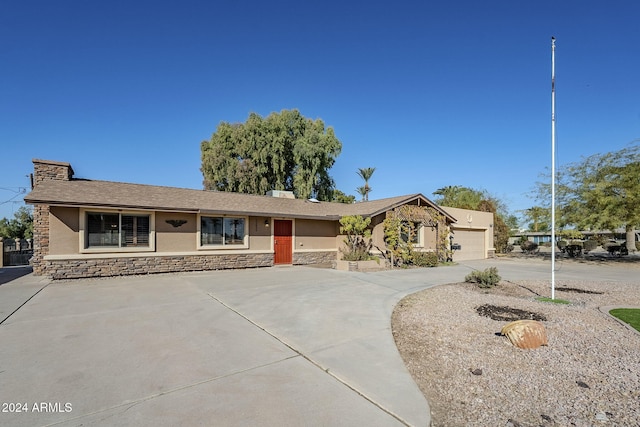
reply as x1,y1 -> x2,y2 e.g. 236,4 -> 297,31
392,277 -> 640,427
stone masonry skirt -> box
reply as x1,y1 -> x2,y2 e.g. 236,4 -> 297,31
40,251 -> 337,279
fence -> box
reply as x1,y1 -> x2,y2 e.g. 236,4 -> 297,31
1,237 -> 33,267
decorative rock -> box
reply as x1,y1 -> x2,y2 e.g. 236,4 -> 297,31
501,320 -> 548,349
595,411 -> 608,421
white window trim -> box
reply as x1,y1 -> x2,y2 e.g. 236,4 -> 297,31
197,214 -> 249,250
79,208 -> 156,254
414,223 -> 424,247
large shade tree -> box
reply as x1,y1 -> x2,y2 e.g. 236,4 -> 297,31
201,109 -> 342,201
522,206 -> 551,232
0,206 -> 33,239
538,143 -> 639,251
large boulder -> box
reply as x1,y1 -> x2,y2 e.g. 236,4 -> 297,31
501,320 -> 548,349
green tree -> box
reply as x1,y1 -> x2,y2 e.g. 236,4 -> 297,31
523,206 -> 550,232
356,167 -> 375,201
332,189 -> 356,204
0,206 -> 33,239
200,109 -> 342,201
538,143 -> 640,252
433,185 -> 483,209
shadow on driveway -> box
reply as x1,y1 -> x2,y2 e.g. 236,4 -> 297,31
0,266 -> 33,286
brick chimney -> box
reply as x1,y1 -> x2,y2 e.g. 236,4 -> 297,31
29,159 -> 74,276
32,159 -> 74,188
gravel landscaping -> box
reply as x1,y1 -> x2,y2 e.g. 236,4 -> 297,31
392,276 -> 640,427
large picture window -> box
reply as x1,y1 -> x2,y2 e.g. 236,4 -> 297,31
87,212 -> 150,248
201,216 -> 245,246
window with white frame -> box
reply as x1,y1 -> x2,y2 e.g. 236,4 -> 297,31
87,212 -> 150,248
200,216 -> 246,246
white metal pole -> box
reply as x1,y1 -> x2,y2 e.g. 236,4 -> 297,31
551,36 -> 556,300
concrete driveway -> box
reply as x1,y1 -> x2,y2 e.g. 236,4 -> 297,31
0,258 -> 637,426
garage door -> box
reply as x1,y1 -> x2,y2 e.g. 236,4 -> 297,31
451,229 -> 485,261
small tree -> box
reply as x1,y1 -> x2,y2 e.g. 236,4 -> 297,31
339,215 -> 373,261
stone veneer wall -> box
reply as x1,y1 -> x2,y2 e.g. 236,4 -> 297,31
31,160 -> 74,276
32,159 -> 74,186
43,253 -> 274,280
31,205 -> 50,276
42,251 -> 337,279
293,251 -> 336,266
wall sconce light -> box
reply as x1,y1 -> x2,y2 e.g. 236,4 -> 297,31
166,219 -> 187,228
264,219 -> 270,227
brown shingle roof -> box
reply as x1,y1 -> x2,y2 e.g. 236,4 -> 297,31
25,179 -> 454,222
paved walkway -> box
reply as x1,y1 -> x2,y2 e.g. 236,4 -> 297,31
0,258 -> 638,426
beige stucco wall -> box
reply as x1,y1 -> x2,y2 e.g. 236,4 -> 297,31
45,208 -> 339,257
155,212 -> 197,252
248,216 -> 272,250
295,219 -> 339,250
369,214 -> 386,252
441,206 -> 495,257
368,212 -> 444,254
49,206 -> 80,255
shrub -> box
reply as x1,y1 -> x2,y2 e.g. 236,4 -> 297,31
502,244 -> 514,254
465,267 -> 501,288
520,240 -> 538,254
636,242 -> 640,251
411,251 -> 439,267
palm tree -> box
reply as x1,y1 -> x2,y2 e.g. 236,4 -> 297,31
356,167 -> 376,201
356,186 -> 369,202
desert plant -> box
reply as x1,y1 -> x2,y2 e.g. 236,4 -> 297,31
465,267 -> 501,288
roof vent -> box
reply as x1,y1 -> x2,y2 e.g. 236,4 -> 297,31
307,198 -> 320,203
266,190 -> 295,199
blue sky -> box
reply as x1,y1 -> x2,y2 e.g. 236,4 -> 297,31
2,0 -> 639,222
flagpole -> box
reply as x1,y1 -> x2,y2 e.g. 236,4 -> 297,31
551,36 -> 556,300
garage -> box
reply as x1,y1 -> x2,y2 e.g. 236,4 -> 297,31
451,228 -> 486,261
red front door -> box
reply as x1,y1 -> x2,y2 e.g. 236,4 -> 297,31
274,220 -> 292,264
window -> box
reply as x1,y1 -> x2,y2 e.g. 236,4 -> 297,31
201,216 -> 246,246
87,213 -> 150,248
401,221 -> 422,245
